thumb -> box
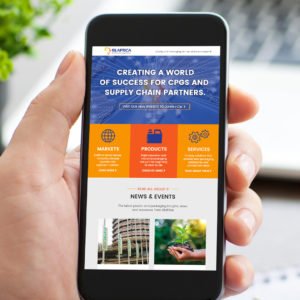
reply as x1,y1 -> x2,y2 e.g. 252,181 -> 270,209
5,51 -> 85,182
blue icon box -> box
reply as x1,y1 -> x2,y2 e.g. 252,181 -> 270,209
147,129 -> 163,144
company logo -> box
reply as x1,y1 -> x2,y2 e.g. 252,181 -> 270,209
104,47 -> 132,55
104,47 -> 112,55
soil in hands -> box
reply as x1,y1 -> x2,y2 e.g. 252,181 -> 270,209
170,242 -> 194,252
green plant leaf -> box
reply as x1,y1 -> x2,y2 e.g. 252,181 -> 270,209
34,27 -> 52,39
0,0 -> 72,80
0,49 -> 14,81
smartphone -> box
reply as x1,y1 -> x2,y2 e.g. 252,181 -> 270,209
78,13 -> 228,300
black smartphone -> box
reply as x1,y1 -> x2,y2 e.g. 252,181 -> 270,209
78,13 -> 228,300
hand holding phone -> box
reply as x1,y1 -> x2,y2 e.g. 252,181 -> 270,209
0,48 -> 261,300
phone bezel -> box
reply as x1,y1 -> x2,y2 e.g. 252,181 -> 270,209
78,13 -> 228,300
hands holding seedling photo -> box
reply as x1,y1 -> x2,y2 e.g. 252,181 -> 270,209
166,222 -> 206,263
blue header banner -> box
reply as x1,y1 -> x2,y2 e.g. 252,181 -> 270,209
90,55 -> 220,124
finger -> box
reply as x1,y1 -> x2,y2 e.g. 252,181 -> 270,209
228,85 -> 259,124
172,247 -> 181,251
172,249 -> 180,260
170,248 -> 176,256
169,249 -> 176,258
225,189 -> 263,246
227,128 -> 262,191
64,146 -> 81,204
175,254 -> 181,261
172,247 -> 187,253
224,255 -> 254,298
5,52 -> 85,185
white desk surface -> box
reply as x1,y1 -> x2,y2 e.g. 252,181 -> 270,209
227,179 -> 300,272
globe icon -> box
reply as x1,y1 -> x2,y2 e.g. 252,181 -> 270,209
101,129 -> 116,143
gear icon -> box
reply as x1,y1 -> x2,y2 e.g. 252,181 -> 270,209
200,129 -> 210,139
189,131 -> 201,143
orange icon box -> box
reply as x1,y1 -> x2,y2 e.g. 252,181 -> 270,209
130,124 -> 178,178
88,124 -> 131,177
177,124 -> 219,178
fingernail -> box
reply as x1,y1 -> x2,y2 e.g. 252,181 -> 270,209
235,208 -> 256,233
236,154 -> 256,183
56,51 -> 76,77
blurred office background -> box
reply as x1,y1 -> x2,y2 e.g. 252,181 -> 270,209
1,0 -> 300,298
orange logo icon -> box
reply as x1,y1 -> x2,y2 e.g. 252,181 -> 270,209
104,47 -> 112,55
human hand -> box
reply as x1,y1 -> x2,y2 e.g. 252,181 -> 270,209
0,51 -> 85,300
0,51 -> 262,299
224,86 -> 262,297
168,246 -> 206,262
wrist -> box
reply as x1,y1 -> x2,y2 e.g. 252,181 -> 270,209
193,249 -> 206,260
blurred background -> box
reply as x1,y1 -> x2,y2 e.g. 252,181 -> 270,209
0,0 -> 300,298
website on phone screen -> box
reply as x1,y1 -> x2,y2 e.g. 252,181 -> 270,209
85,46 -> 221,271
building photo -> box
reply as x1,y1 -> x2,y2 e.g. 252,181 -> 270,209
98,218 -> 150,265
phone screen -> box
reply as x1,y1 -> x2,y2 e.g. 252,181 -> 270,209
84,46 -> 221,272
